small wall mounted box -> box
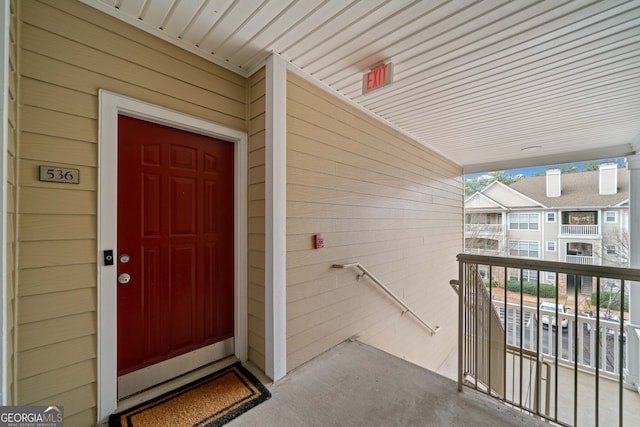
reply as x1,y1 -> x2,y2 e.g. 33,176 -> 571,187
313,234 -> 324,249
103,250 -> 114,266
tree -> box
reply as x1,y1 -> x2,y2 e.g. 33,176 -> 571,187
601,229 -> 630,268
583,161 -> 600,171
561,163 -> 579,174
465,171 -> 522,196
591,228 -> 630,315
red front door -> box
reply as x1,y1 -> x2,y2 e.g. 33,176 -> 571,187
116,115 -> 234,379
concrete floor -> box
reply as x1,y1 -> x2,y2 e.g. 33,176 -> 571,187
229,340 -> 550,427
501,350 -> 640,426
540,359 -> 640,426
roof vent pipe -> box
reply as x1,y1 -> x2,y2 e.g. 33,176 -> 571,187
546,169 -> 561,197
599,163 -> 618,195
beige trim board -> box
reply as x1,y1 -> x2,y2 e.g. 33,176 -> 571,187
265,54 -> 287,381
97,90 -> 248,424
117,338 -> 234,399
0,0 -> 8,406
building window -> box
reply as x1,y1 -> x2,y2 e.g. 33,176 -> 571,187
606,245 -> 617,255
604,211 -> 617,223
545,272 -> 556,283
546,241 -> 556,252
509,213 -> 539,230
546,212 -> 556,223
508,269 -> 538,282
509,240 -> 540,258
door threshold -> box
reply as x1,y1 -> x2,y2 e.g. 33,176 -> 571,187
115,355 -> 239,414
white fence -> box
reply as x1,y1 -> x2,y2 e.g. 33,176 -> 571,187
565,255 -> 595,265
465,224 -> 503,234
495,301 -> 625,378
560,224 -> 600,236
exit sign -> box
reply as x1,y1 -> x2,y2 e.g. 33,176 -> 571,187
362,62 -> 393,95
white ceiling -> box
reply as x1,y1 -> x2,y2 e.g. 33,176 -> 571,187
83,0 -> 640,172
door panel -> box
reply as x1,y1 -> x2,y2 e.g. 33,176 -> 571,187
117,115 -> 234,378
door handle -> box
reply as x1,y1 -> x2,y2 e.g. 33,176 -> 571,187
118,273 -> 131,284
119,254 -> 130,264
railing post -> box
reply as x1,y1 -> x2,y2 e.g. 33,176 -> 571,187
627,154 -> 640,391
458,257 -> 464,392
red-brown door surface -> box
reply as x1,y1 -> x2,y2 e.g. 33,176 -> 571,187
117,115 -> 234,377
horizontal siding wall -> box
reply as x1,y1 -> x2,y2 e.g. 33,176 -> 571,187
286,72 -> 462,372
247,67 -> 266,371
17,1 -> 247,425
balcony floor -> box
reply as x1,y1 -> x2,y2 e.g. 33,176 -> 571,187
229,340 -> 549,427
528,360 -> 640,426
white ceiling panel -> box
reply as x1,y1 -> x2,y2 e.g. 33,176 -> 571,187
228,0 -> 318,69
137,0 -> 174,27
113,0 -> 145,17
161,0 -> 208,37
85,0 -> 640,172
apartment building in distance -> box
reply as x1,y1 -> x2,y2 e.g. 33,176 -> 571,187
464,163 -> 629,297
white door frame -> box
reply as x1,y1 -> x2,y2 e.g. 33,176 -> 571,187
96,90 -> 247,422
0,0 -> 9,406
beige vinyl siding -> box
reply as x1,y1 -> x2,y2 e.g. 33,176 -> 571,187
286,72 -> 462,372
5,0 -> 17,405
16,0 -> 247,424
247,67 -> 266,370
465,194 -> 502,209
484,184 -> 540,208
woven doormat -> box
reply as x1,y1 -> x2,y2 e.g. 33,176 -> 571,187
109,362 -> 270,427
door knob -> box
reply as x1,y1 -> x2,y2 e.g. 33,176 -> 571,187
118,273 -> 131,284
119,254 -> 130,264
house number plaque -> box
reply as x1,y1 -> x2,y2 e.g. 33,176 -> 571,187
39,165 -> 80,184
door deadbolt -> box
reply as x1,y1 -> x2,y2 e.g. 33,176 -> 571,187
118,273 -> 131,284
119,254 -> 130,264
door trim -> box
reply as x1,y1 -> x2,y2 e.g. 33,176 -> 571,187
0,0 -> 9,406
97,90 -> 247,423
117,338 -> 233,399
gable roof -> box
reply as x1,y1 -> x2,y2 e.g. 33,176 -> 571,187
481,180 -> 546,209
465,192 -> 507,210
509,168 -> 629,208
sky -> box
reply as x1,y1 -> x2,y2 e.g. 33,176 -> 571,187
465,157 -> 626,181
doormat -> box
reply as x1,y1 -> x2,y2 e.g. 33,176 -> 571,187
109,362 -> 271,427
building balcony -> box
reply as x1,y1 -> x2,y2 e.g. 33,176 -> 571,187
233,252 -> 640,427
565,254 -> 595,265
452,253 -> 640,427
560,224 -> 600,237
465,248 -> 502,256
228,340 -> 550,427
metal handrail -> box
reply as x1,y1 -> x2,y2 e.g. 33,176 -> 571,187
457,253 -> 640,281
449,279 -> 459,295
332,262 -> 440,335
